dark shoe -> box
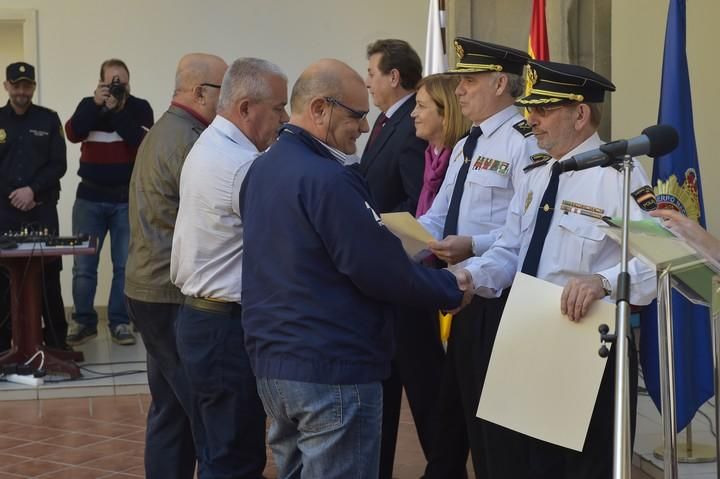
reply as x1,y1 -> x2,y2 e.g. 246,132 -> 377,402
111,324 -> 136,346
66,324 -> 98,346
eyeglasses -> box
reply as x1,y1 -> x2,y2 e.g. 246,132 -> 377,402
325,97 -> 368,120
524,105 -> 565,117
200,83 -> 222,89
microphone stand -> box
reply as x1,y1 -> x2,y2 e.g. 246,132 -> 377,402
599,154 -> 634,479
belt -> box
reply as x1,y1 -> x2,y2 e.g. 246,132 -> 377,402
183,296 -> 241,314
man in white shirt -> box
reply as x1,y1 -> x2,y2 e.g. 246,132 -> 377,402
170,57 -> 288,479
420,38 -> 540,479
460,60 -> 656,479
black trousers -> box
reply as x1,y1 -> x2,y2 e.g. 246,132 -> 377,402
0,203 -> 67,350
126,297 -> 199,479
379,306 -> 455,479
425,291 -> 528,479
527,339 -> 639,479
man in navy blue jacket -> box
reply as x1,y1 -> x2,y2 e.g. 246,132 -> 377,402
240,59 -> 470,479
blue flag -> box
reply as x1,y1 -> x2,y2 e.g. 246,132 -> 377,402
639,0 -> 714,432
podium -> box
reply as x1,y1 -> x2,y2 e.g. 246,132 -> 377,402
0,238 -> 96,379
605,221 -> 720,478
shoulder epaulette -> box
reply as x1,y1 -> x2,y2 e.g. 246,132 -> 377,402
512,119 -> 533,137
523,153 -> 552,173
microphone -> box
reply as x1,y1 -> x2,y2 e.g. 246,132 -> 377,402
558,124 -> 679,173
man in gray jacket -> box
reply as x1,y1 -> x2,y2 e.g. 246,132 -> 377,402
125,53 -> 227,479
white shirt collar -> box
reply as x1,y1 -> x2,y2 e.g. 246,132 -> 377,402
475,104 -> 522,138
212,115 -> 260,153
318,139 -> 361,166
384,92 -> 414,118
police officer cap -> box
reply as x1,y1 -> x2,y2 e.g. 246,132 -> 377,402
516,59 -> 615,106
448,37 -> 530,76
6,62 -> 36,84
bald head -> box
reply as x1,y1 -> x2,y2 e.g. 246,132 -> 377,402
172,53 -> 228,122
290,59 -> 365,115
290,59 -> 369,154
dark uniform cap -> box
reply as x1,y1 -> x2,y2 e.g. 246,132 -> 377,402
6,62 -> 36,84
448,37 -> 530,76
516,59 -> 615,106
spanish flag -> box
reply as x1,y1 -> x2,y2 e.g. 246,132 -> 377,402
525,0 -> 549,109
528,0 -> 549,61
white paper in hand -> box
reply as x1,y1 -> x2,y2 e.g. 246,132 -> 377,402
476,272 -> 614,451
380,212 -> 434,261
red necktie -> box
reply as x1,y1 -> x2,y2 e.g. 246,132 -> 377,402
367,113 -> 387,148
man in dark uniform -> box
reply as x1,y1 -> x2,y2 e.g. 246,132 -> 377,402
0,62 -> 68,351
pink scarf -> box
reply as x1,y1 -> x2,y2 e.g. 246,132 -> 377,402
416,145 -> 451,217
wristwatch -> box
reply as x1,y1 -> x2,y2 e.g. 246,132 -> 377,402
595,274 -> 612,297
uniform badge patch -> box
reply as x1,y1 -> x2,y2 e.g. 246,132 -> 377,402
0,129 -> 6,143
472,156 -> 510,175
513,119 -> 533,137
631,185 -> 657,211
524,191 -> 533,213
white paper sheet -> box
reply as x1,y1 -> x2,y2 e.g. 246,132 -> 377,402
476,272 -> 615,451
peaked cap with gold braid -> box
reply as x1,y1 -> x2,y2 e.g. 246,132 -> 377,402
448,37 -> 529,76
516,59 -> 615,106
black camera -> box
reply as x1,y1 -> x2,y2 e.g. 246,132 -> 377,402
108,75 -> 127,101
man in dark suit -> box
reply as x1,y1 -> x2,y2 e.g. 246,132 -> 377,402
362,39 -> 458,479
362,39 -> 426,213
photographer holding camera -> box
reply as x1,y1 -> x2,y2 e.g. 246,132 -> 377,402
65,58 -> 154,346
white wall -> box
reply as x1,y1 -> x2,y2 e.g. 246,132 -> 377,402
0,0 -> 427,307
611,0 -> 719,236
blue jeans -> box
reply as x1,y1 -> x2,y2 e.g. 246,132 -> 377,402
71,198 -> 129,328
256,378 -> 383,479
176,301 -> 266,479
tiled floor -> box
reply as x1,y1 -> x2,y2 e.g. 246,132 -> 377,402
0,316 -> 713,478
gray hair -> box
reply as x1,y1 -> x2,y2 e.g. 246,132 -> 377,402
588,102 -> 603,128
488,71 -> 525,99
504,72 -> 525,98
217,57 -> 286,113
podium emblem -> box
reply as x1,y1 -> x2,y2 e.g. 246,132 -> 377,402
654,169 -> 700,222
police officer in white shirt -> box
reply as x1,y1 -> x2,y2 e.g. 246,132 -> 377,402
419,38 -> 542,479
460,60 -> 656,479
170,57 -> 289,478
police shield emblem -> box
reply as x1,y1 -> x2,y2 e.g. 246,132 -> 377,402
0,129 -> 6,143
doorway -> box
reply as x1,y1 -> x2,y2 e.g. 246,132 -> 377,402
0,9 -> 38,105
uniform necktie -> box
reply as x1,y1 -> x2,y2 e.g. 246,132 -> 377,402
442,126 -> 483,238
367,112 -> 387,148
521,161 -> 562,276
